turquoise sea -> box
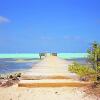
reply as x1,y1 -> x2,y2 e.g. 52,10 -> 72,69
0,53 -> 88,74
0,53 -> 88,59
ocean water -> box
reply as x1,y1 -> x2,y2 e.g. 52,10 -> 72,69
0,53 -> 88,59
0,58 -> 40,74
0,53 -> 88,74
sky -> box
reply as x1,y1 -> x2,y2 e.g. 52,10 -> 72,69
0,0 -> 100,53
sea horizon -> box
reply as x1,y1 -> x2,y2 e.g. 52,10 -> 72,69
0,53 -> 88,59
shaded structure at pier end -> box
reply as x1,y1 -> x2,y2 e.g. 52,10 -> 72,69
39,52 -> 57,59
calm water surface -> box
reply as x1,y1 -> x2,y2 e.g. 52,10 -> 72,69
0,58 -> 87,74
0,58 -> 40,74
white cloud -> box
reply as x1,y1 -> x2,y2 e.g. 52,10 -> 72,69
0,16 -> 10,24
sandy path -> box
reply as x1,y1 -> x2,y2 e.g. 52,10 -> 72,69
0,85 -> 96,100
22,56 -> 77,79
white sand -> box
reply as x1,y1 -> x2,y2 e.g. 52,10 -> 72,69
0,56 -> 97,100
22,56 -> 77,79
0,85 -> 96,100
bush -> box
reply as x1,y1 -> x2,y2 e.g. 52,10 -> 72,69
9,75 -> 13,79
68,62 -> 96,81
16,73 -> 21,77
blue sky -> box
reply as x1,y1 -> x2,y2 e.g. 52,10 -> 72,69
0,0 -> 100,53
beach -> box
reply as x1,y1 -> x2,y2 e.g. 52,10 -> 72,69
0,85 -> 95,100
0,0 -> 99,99
0,85 -> 96,100
0,56 -> 97,100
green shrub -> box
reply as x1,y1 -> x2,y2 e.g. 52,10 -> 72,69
68,62 -> 96,81
9,75 -> 13,79
97,66 -> 100,72
16,73 -> 21,77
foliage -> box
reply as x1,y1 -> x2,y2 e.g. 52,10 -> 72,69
87,41 -> 100,81
0,73 -> 21,79
87,41 -> 100,71
14,73 -> 21,77
68,62 -> 96,81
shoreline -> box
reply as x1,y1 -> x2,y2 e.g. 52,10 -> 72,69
0,57 -> 87,75
0,56 -> 98,100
